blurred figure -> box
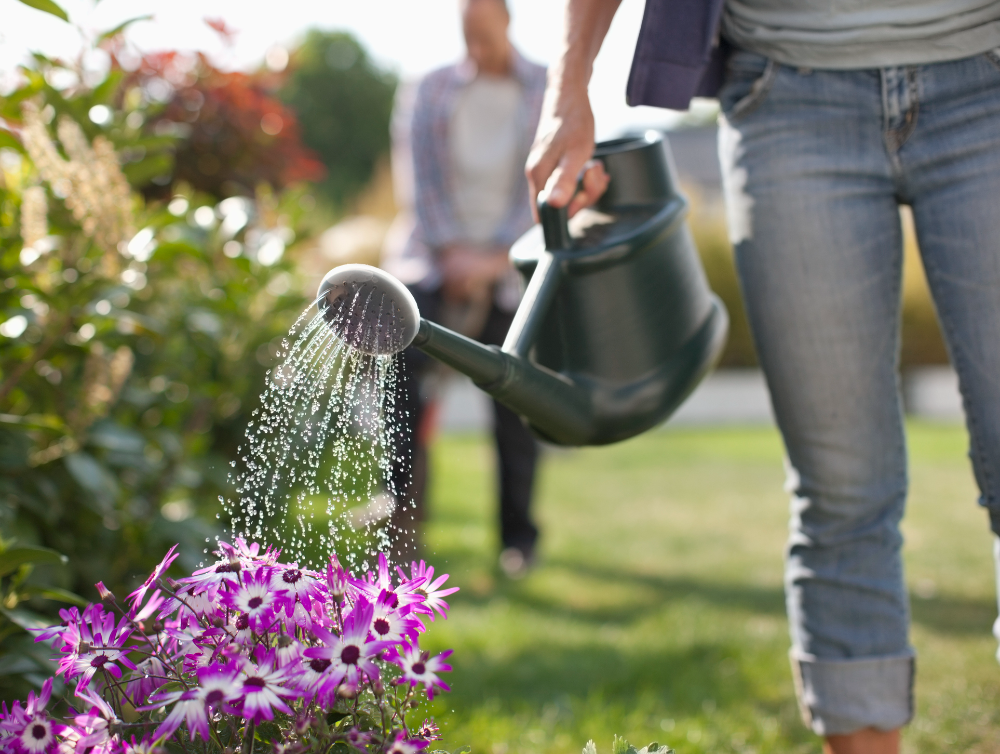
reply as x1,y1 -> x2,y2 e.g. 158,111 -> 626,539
382,0 -> 546,576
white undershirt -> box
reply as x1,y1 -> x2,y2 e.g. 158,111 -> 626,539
449,74 -> 523,245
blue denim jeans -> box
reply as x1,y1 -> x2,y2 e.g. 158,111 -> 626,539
717,48 -> 1000,735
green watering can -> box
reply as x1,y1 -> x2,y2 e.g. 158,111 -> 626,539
317,131 -> 728,446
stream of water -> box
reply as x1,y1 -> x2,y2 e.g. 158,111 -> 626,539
221,303 -> 412,571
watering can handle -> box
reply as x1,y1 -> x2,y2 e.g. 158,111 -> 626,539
538,200 -> 571,251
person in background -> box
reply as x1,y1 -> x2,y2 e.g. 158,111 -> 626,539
382,0 -> 547,578
525,0 -> 1000,752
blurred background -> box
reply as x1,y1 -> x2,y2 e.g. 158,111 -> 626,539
0,1 -> 991,752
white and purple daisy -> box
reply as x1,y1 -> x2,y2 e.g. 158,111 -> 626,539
220,567 -> 283,633
270,566 -> 325,618
390,642 -> 452,700
349,554 -> 424,610
143,663 -> 241,741
0,679 -> 63,754
238,651 -> 299,724
302,598 -> 391,696
369,590 -> 422,644
62,607 -> 136,695
384,731 -> 430,754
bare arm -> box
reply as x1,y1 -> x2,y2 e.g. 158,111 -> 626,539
526,0 -> 622,216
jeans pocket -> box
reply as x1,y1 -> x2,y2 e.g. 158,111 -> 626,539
719,52 -> 778,121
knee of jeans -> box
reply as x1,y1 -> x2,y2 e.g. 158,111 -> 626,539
789,484 -> 907,549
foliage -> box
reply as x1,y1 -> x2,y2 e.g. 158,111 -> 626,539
1,540 -> 458,754
130,51 -> 326,200
0,27 -> 319,702
279,31 -> 397,211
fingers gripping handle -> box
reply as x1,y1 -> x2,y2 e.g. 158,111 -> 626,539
539,200 -> 571,251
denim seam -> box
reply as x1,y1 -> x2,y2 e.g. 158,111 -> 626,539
985,48 -> 1000,73
727,60 -> 778,122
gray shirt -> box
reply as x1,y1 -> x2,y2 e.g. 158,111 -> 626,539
722,0 -> 1000,68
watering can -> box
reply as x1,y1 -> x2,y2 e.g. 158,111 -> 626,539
317,131 -> 728,446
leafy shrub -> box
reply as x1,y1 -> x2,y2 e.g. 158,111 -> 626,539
0,18 -> 319,701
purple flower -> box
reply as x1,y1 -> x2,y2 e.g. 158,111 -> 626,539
238,650 -> 299,724
369,590 -> 422,644
0,679 -> 63,754
412,719 -> 441,742
384,731 -> 430,754
325,555 -> 347,601
390,643 -> 452,699
125,657 -> 169,707
177,560 -> 241,600
143,664 -> 241,742
56,605 -> 135,695
220,567 -> 283,633
401,562 -> 459,622
127,545 -> 179,617
270,566 -> 324,616
302,598 -> 390,698
66,689 -> 119,754
344,727 -> 371,751
350,554 -> 423,610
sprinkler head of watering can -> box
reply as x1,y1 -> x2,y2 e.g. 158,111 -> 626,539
316,264 -> 420,356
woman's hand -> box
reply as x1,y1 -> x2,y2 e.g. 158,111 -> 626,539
525,0 -> 621,218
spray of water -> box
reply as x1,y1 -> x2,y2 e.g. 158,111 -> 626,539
221,294 -> 414,571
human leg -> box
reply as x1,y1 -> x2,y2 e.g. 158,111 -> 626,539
718,52 -> 913,737
477,305 -> 540,562
387,289 -> 441,562
896,51 -> 1000,662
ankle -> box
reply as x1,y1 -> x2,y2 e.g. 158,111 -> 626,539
823,727 -> 899,754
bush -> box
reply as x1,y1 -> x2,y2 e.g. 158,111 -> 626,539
0,24 -> 317,701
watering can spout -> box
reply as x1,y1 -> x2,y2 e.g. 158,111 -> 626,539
317,132 -> 728,446
315,264 -> 594,444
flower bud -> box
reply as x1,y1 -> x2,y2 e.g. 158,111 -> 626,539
326,555 -> 347,601
372,677 -> 385,697
276,633 -> 293,648
95,582 -> 113,601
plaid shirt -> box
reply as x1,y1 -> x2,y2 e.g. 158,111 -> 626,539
387,50 -> 546,289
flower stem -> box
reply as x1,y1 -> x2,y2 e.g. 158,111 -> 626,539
242,720 -> 256,754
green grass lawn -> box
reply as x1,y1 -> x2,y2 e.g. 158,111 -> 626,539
409,422 -> 999,754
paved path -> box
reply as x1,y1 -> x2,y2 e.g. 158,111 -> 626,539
435,366 -> 964,432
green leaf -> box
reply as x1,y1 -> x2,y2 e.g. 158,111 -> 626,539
0,413 -> 66,431
0,654 -> 38,675
324,710 -> 349,725
0,605 -> 52,632
64,452 -> 119,512
16,0 -> 69,22
0,546 -> 67,577
21,585 -> 88,607
97,15 -> 153,43
0,130 -> 25,154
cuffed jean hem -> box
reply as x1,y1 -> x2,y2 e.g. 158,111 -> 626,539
790,649 -> 915,735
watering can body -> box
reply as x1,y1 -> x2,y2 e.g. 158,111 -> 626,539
411,131 -> 728,446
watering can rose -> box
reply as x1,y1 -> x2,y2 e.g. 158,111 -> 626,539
5,540 -> 458,754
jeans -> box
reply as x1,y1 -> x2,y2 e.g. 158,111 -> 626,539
717,48 -> 1000,735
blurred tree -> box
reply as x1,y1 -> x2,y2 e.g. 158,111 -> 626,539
279,31 -> 397,211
